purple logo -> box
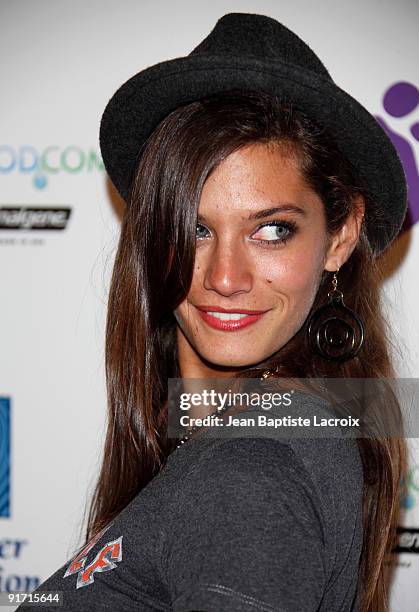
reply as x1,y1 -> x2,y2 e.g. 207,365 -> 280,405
375,81 -> 419,231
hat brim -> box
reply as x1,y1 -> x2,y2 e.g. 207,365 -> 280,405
99,54 -> 407,257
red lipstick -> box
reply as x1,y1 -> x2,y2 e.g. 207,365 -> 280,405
194,305 -> 269,331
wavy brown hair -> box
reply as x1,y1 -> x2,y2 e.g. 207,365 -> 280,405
87,90 -> 406,611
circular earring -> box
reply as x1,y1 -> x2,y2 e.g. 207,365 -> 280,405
306,267 -> 365,361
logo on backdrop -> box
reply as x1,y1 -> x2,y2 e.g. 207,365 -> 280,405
64,524 -> 123,589
400,464 -> 419,511
0,539 -> 41,592
0,398 -> 10,518
0,207 -> 71,230
0,401 -> 43,589
375,80 -> 419,231
393,527 -> 419,554
0,145 -> 103,190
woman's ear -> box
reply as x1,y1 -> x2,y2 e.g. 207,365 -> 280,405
324,195 -> 365,271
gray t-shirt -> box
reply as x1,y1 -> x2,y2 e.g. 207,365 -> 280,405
17,433 -> 363,611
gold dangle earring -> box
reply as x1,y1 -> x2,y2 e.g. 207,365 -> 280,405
260,364 -> 280,380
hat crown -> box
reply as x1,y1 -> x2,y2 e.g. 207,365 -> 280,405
191,13 -> 332,80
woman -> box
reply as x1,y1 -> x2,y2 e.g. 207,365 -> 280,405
17,12 -> 407,612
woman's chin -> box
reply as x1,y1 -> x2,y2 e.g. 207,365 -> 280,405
198,349 -> 267,372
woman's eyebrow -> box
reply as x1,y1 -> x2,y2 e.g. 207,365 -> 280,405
247,204 -> 307,220
198,204 -> 307,223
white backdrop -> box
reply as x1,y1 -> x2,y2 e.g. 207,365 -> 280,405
0,1 -> 418,610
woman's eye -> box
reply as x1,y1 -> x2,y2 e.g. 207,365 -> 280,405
195,221 -> 297,244
251,221 -> 297,244
196,223 -> 210,240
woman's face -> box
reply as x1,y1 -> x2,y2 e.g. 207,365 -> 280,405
173,142 -> 337,377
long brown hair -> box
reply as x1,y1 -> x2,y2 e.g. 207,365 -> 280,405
87,90 -> 406,611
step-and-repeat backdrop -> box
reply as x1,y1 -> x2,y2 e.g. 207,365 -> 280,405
1,1 -> 418,610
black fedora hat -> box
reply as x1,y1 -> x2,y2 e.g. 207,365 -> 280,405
99,12 -> 407,257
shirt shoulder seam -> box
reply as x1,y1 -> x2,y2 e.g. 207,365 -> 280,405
174,581 -> 280,611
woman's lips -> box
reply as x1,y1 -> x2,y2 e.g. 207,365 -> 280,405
194,307 -> 268,331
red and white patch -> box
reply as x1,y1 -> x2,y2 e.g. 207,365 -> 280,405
64,524 -> 123,588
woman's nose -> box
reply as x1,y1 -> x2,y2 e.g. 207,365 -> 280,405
202,239 -> 253,297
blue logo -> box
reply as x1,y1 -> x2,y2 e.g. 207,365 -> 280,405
400,464 -> 419,511
0,398 -> 10,518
